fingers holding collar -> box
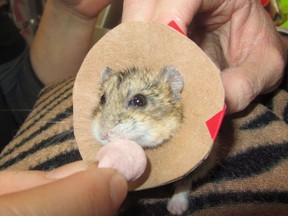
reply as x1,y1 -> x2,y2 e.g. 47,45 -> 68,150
122,0 -> 202,33
222,47 -> 286,114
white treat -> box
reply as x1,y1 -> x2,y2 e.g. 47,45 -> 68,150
96,138 -> 147,181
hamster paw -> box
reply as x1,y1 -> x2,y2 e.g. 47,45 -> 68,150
167,193 -> 189,215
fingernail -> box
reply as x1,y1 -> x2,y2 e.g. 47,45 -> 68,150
46,160 -> 97,179
109,172 -> 128,210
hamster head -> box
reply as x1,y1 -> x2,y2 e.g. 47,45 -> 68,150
91,66 -> 184,148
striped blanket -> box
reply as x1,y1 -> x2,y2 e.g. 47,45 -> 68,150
0,76 -> 287,215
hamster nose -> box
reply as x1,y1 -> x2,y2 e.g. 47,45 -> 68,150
100,131 -> 116,141
101,129 -> 124,142
101,132 -> 109,140
107,131 -> 125,141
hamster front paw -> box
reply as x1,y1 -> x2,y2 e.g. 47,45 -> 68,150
167,192 -> 189,215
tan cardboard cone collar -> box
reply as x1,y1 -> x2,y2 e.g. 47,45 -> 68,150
73,22 -> 225,190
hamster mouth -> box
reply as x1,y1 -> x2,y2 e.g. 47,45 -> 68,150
97,131 -> 127,145
92,120 -> 160,148
97,131 -> 148,147
106,132 -> 126,143
95,130 -> 163,149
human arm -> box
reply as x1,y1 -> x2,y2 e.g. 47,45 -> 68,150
30,0 -> 115,85
122,0 -> 287,113
0,161 -> 127,216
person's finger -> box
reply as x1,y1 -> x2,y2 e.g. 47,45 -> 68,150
150,0 -> 201,32
0,160 -> 93,195
0,170 -> 54,195
122,0 -> 230,33
221,47 -> 285,114
0,167 -> 127,216
216,0 -> 286,113
122,0 -> 200,32
122,0 -> 157,22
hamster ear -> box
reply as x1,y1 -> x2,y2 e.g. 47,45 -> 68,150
100,67 -> 114,84
160,66 -> 184,103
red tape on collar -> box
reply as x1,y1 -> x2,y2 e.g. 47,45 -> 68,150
168,20 -> 225,141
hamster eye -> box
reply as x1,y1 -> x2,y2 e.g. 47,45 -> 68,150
100,94 -> 106,105
128,94 -> 147,107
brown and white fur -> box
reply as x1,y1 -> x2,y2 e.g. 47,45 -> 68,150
92,66 -> 184,148
91,66 -> 219,215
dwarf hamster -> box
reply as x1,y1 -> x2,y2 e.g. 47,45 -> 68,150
91,66 -> 184,148
91,66 -> 221,215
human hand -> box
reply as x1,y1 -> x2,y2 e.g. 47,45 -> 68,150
122,0 -> 287,113
31,0 -> 117,85
51,0 -> 115,20
0,161 -> 127,216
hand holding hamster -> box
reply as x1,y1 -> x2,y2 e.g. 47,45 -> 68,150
122,0 -> 287,114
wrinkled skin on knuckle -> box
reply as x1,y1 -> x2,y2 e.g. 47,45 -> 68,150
233,73 -> 257,112
260,45 -> 286,94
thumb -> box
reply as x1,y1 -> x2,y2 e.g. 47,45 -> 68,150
221,67 -> 258,114
0,165 -> 127,216
0,160 -> 95,195
221,49 -> 285,114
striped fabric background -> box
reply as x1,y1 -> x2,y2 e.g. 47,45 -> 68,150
0,76 -> 287,215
